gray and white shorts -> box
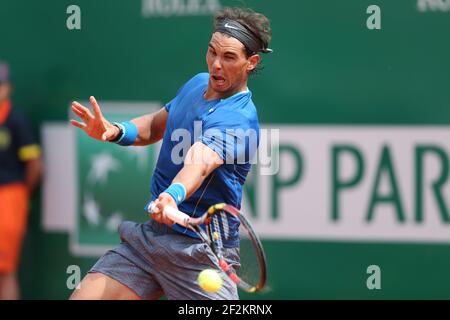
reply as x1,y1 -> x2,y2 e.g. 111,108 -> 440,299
90,219 -> 240,300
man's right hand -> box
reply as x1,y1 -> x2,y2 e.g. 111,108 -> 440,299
150,192 -> 178,226
70,96 -> 121,141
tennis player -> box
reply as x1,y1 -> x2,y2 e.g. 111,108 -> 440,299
0,62 -> 43,300
69,7 -> 272,300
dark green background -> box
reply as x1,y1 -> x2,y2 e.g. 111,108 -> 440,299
1,0 -> 449,299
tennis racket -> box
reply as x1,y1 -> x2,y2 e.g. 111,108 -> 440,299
147,202 -> 267,293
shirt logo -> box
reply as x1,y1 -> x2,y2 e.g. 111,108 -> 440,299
224,23 -> 239,30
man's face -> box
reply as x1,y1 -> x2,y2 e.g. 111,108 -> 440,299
206,32 -> 259,96
0,83 -> 11,102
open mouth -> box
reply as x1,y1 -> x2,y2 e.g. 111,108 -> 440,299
212,75 -> 226,85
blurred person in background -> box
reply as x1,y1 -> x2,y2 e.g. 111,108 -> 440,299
0,62 -> 43,300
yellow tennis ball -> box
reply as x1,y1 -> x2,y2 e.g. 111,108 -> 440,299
198,269 -> 223,293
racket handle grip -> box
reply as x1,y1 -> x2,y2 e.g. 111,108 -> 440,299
146,201 -> 190,227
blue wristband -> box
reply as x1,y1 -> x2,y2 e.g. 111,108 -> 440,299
113,122 -> 138,146
163,183 -> 187,205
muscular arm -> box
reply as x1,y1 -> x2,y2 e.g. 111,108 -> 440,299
173,141 -> 224,198
70,97 -> 168,146
151,141 -> 224,223
131,107 -> 168,146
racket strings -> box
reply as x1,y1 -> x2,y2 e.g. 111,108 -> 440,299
211,214 -> 224,248
206,206 -> 266,292
237,223 -> 263,289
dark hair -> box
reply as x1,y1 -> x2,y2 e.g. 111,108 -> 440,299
213,7 -> 272,74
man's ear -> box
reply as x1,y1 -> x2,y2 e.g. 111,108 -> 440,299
247,54 -> 261,73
